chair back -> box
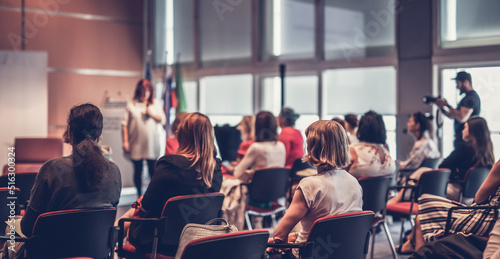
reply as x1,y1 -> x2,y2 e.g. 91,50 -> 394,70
247,168 -> 290,202
0,173 -> 37,209
416,169 -> 451,198
158,193 -> 224,250
462,167 -> 490,198
15,138 -> 63,163
358,177 -> 392,213
420,158 -> 441,169
27,208 -> 116,259
180,230 -> 269,259
0,187 -> 20,231
305,211 -> 374,259
290,158 -> 315,180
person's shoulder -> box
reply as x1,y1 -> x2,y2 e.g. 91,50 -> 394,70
157,154 -> 190,168
105,159 -> 121,174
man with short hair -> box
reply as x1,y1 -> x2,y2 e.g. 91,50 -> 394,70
434,71 -> 481,197
435,71 -> 480,147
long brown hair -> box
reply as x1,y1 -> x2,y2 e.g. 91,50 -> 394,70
304,120 -> 350,173
63,103 -> 106,192
467,117 -> 495,169
176,113 -> 216,187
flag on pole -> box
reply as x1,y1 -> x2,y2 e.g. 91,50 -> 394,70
162,66 -> 173,135
175,61 -> 186,114
144,62 -> 152,82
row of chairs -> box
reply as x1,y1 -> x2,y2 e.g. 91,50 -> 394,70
0,191 -> 376,259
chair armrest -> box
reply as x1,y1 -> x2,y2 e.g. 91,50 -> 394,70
116,217 -> 159,256
444,206 -> 499,236
0,235 -> 29,242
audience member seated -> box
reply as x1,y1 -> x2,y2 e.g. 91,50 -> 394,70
397,158 -> 500,254
443,117 -> 495,200
224,115 -> 255,173
267,120 -> 363,258
1,103 -> 122,259
278,107 -> 304,168
118,112 -> 223,257
236,115 -> 255,161
389,116 -> 494,205
399,112 -> 441,171
348,110 -> 395,179
164,112 -> 188,155
345,113 -> 359,144
234,111 -> 285,183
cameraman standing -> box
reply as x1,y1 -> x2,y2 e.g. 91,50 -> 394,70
435,71 -> 480,147
433,71 -> 481,200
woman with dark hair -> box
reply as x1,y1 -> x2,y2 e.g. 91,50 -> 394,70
442,116 -> 495,200
122,79 -> 166,197
348,110 -> 395,179
267,120 -> 363,258
278,107 -> 304,168
2,103 -> 122,258
123,112 -> 223,257
398,117 -> 496,254
344,113 -> 359,144
399,112 -> 441,170
234,111 -> 286,183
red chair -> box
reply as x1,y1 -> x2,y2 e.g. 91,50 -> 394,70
358,176 -> 396,259
117,193 -> 225,259
178,230 -> 269,259
0,173 -> 37,209
244,168 -> 290,230
0,208 -> 117,259
267,211 -> 374,259
387,168 -> 451,245
2,138 -> 63,175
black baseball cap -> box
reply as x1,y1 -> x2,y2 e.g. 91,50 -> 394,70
452,71 -> 472,82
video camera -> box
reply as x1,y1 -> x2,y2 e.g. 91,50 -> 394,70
423,96 -> 440,105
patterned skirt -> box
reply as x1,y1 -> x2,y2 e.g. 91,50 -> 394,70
418,188 -> 500,243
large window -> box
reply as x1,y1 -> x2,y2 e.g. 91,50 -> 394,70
324,0 -> 395,60
323,66 -> 397,158
261,75 -> 319,136
261,0 -> 315,61
166,0 -> 194,64
441,67 -> 500,159
199,74 -> 253,125
440,0 -> 500,48
200,0 -> 252,66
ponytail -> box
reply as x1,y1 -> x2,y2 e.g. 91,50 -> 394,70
73,138 -> 106,192
64,103 -> 107,192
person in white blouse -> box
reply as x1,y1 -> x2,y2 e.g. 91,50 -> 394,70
234,111 -> 286,183
122,79 -> 166,197
267,120 -> 363,258
348,110 -> 395,179
399,112 -> 440,171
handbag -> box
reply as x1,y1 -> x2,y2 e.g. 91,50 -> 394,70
174,218 -> 238,259
410,233 -> 487,259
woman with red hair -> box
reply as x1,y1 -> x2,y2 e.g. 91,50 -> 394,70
122,79 -> 166,197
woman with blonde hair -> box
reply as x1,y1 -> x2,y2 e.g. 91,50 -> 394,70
268,120 -> 363,258
124,112 -> 223,257
236,115 -> 255,160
